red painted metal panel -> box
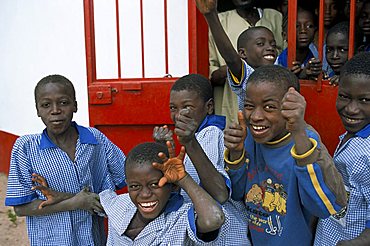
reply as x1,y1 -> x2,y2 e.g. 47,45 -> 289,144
0,131 -> 18,174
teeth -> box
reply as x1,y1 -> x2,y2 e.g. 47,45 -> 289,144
252,125 -> 267,130
264,55 -> 275,60
140,201 -> 157,208
345,117 -> 359,123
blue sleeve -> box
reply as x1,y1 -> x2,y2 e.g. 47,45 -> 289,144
5,138 -> 38,206
293,133 -> 343,218
103,137 -> 126,190
226,163 -> 248,201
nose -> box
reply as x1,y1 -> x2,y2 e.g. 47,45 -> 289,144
331,49 -> 339,59
250,107 -> 264,122
139,186 -> 152,199
51,103 -> 61,114
345,100 -> 360,115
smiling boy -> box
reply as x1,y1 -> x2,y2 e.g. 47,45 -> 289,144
314,52 -> 370,246
223,65 -> 347,245
100,142 -> 226,245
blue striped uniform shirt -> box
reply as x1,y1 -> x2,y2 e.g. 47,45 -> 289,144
100,190 -> 231,245
181,118 -> 251,245
5,122 -> 126,246
315,124 -> 370,245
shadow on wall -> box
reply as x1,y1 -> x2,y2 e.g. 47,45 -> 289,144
0,131 -> 18,174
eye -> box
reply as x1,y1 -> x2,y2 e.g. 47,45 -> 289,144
40,102 -> 50,108
169,105 -> 176,112
150,182 -> 159,188
340,48 -> 348,53
338,94 -> 350,100
244,103 -> 254,110
359,97 -> 370,103
128,184 -> 140,191
256,41 -> 264,46
60,100 -> 70,106
264,105 -> 278,111
326,47 -> 333,53
306,24 -> 315,29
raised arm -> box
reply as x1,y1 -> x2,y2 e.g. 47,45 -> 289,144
153,142 -> 225,233
195,0 -> 243,79
174,109 -> 228,204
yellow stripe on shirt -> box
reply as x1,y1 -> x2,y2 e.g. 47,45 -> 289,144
307,164 -> 337,215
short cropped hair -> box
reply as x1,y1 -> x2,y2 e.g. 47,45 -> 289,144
237,26 -> 273,49
34,74 -> 76,103
125,142 -> 169,172
247,65 -> 300,93
340,52 -> 370,80
171,74 -> 213,102
327,21 -> 349,40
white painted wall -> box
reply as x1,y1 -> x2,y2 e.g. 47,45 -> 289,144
0,0 -> 189,136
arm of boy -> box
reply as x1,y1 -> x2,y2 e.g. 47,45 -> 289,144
174,109 -> 228,204
337,229 -> 370,246
195,0 -> 243,80
153,142 -> 225,234
14,173 -> 104,217
281,87 -> 347,214
224,111 -> 248,169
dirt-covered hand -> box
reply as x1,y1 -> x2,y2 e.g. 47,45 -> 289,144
174,109 -> 198,145
195,0 -> 218,15
224,111 -> 247,152
281,87 -> 306,134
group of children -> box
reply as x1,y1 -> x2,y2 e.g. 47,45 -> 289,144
4,0 -> 370,245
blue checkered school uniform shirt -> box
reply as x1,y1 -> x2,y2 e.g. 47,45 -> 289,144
100,189 -> 231,245
5,122 -> 126,246
181,116 -> 251,245
314,124 -> 370,245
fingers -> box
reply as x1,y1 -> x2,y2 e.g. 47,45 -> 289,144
158,176 -> 168,187
32,173 -> 48,187
177,146 -> 186,161
237,111 -> 247,131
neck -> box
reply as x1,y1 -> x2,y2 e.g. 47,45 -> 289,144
236,7 -> 260,25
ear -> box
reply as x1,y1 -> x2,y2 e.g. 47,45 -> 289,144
74,101 -> 78,113
36,104 -> 41,117
206,98 -> 214,115
238,48 -> 247,60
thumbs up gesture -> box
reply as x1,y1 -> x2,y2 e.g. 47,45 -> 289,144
224,111 -> 247,154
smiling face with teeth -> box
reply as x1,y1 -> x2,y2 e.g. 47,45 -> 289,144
244,81 -> 289,144
126,161 -> 173,221
336,74 -> 370,135
238,27 -> 277,69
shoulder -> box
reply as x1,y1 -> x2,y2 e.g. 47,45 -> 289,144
100,190 -> 133,213
263,8 -> 283,18
12,134 -> 41,150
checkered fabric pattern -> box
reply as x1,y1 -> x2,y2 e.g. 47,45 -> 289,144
315,125 -> 370,245
5,122 -> 126,246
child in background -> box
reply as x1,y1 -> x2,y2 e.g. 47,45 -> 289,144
278,6 -> 323,80
358,0 -> 370,52
195,0 -> 278,112
5,74 -> 126,246
154,73 -> 251,245
100,142 -> 227,245
223,64 -> 347,245
324,21 -> 350,86
314,52 -> 370,246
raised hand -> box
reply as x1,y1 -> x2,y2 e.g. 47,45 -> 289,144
153,125 -> 175,148
290,61 -> 302,75
224,111 -> 247,152
195,0 -> 218,15
31,173 -> 69,209
281,87 -> 306,134
174,109 -> 198,145
152,141 -> 186,187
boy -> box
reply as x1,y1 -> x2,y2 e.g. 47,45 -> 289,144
324,21 -> 350,86
99,141 -> 227,245
314,52 -> 370,245
5,74 -> 126,246
195,0 -> 278,112
154,73 -> 251,245
278,6 -> 323,80
223,65 -> 347,245
208,0 -> 283,124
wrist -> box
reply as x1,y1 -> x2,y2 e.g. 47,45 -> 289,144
224,148 -> 245,165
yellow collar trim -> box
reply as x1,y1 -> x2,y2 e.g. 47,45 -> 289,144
266,133 -> 291,145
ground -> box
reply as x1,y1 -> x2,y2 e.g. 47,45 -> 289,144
0,173 -> 29,246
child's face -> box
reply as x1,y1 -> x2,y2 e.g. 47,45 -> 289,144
169,90 -> 213,126
324,0 -> 339,28
296,10 -> 316,48
126,163 -> 172,220
326,32 -> 349,74
241,29 -> 277,69
36,83 -> 77,137
359,2 -> 370,36
232,0 -> 254,8
336,75 -> 370,134
244,81 -> 288,144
